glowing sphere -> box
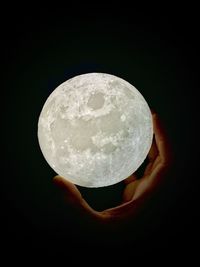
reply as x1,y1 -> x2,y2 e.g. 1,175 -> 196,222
38,73 -> 153,187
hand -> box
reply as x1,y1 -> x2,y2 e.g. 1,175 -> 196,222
53,112 -> 173,225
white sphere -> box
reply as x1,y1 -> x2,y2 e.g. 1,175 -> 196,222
38,73 -> 153,187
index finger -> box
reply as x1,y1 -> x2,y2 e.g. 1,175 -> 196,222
153,112 -> 173,166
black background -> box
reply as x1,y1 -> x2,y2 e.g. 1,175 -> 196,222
2,4 -> 199,260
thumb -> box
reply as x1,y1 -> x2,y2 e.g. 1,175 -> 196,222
53,175 -> 99,217
53,175 -> 82,205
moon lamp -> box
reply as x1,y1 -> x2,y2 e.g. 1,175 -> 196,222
38,73 -> 153,187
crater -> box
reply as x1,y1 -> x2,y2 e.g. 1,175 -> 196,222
87,92 -> 105,110
101,143 -> 116,154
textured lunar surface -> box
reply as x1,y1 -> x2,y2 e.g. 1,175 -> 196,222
38,73 -> 153,187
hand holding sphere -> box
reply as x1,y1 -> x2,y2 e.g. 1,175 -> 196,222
38,73 -> 172,224
53,112 -> 172,224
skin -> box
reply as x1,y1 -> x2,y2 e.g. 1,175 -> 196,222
53,112 -> 173,226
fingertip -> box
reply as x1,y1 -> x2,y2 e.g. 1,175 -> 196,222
150,108 -> 156,115
53,175 -> 83,202
53,175 -> 72,183
151,110 -> 158,132
53,175 -> 62,181
152,112 -> 158,123
53,175 -> 65,185
53,175 -> 72,190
